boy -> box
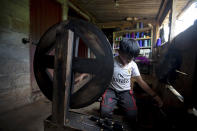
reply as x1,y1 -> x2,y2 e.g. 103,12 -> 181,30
101,39 -> 163,120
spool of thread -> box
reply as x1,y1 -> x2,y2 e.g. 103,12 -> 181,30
144,32 -> 146,38
131,32 -> 135,38
141,32 -> 144,38
156,38 -> 161,46
148,40 -> 151,46
144,40 -> 148,47
126,33 -> 129,38
139,40 -> 142,47
140,22 -> 143,28
136,32 -> 140,38
128,33 -> 131,38
147,40 -> 149,46
136,22 -> 139,29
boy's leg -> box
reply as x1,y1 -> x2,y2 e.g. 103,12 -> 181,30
101,88 -> 117,118
118,90 -> 137,121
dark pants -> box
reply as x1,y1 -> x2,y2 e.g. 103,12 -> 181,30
101,88 -> 137,121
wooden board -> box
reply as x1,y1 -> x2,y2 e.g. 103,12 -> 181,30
30,0 -> 62,94
72,0 -> 162,22
70,0 -> 189,23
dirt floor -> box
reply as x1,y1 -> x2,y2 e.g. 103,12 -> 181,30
0,99 -> 51,131
0,96 -> 147,131
0,98 -> 102,131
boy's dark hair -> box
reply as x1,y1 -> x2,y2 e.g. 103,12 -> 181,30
119,39 -> 140,58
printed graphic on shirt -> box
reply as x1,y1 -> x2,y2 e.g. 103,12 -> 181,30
128,69 -> 131,75
118,73 -> 124,78
109,57 -> 140,91
111,67 -> 131,90
113,73 -> 130,86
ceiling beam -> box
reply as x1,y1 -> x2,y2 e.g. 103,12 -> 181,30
176,0 -> 194,18
97,21 -> 134,29
97,19 -> 156,29
169,0 -> 178,41
155,0 -> 172,25
156,0 -> 165,20
68,0 -> 97,23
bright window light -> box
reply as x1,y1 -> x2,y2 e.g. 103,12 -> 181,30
164,23 -> 169,42
175,2 -> 197,36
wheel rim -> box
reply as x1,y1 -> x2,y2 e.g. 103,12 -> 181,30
34,19 -> 114,109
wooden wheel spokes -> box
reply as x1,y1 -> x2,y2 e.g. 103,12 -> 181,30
34,19 -> 114,109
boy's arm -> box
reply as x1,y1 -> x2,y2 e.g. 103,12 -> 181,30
134,76 -> 163,107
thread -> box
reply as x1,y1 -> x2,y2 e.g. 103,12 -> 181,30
131,32 -> 135,38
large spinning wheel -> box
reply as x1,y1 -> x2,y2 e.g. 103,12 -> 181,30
34,19 -> 114,109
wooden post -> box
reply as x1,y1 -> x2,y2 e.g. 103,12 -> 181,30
52,23 -> 74,129
62,0 -> 68,21
169,0 -> 177,42
156,0 -> 169,25
56,0 -> 69,21
151,27 -> 154,56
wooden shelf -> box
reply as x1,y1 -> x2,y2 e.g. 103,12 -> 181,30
140,46 -> 151,49
113,27 -> 153,58
114,47 -> 151,49
114,27 -> 152,34
115,37 -> 152,42
135,37 -> 152,40
113,47 -> 119,49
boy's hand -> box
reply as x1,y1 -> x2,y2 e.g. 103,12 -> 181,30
134,76 -> 163,107
74,73 -> 88,84
75,75 -> 84,83
153,95 -> 163,107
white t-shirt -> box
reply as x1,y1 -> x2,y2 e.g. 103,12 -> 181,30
109,57 -> 140,91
